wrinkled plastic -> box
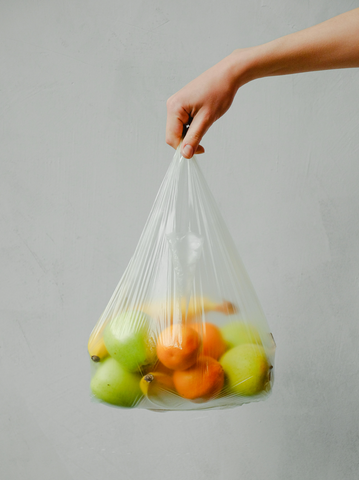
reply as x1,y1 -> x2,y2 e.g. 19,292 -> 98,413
88,146 -> 276,411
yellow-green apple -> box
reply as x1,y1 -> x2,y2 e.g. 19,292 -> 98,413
220,344 -> 271,396
104,311 -> 157,372
220,321 -> 262,349
90,357 -> 143,407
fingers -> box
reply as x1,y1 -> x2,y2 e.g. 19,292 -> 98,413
181,110 -> 212,158
166,97 -> 190,150
166,96 -> 209,158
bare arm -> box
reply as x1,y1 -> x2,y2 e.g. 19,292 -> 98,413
166,8 -> 359,158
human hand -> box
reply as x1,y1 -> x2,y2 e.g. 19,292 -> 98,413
166,8 -> 359,160
166,50 -> 253,158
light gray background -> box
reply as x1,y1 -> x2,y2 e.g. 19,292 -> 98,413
1,1 -> 359,479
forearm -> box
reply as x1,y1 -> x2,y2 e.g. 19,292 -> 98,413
166,8 -> 359,156
235,8 -> 359,84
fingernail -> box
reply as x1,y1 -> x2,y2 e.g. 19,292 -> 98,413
182,144 -> 194,158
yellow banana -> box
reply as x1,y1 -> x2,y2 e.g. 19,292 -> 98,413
135,297 -> 237,321
88,322 -> 109,362
140,372 -> 175,401
140,371 -> 191,410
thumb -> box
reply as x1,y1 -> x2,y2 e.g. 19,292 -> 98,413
181,111 -> 212,158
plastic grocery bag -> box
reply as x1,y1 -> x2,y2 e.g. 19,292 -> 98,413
88,145 -> 276,411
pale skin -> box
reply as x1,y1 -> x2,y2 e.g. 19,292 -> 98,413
166,8 -> 359,159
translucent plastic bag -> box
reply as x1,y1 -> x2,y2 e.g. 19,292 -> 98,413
88,145 -> 276,411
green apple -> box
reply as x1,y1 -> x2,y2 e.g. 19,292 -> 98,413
90,357 -> 143,407
103,311 -> 157,372
220,320 -> 262,349
220,344 -> 271,396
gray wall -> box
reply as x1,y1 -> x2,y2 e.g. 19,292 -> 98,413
1,1 -> 359,479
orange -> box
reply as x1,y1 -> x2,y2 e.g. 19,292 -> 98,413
173,356 -> 224,402
192,322 -> 227,360
156,324 -> 200,371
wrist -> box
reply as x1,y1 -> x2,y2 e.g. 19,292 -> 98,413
227,46 -> 268,88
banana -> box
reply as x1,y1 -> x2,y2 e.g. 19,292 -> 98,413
140,372 -> 176,400
88,323 -> 109,362
135,297 -> 238,321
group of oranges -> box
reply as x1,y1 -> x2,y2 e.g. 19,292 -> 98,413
154,322 -> 227,402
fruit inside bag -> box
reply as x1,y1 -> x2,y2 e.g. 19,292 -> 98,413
88,145 -> 276,411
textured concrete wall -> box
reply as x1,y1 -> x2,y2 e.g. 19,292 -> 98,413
1,1 -> 359,479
